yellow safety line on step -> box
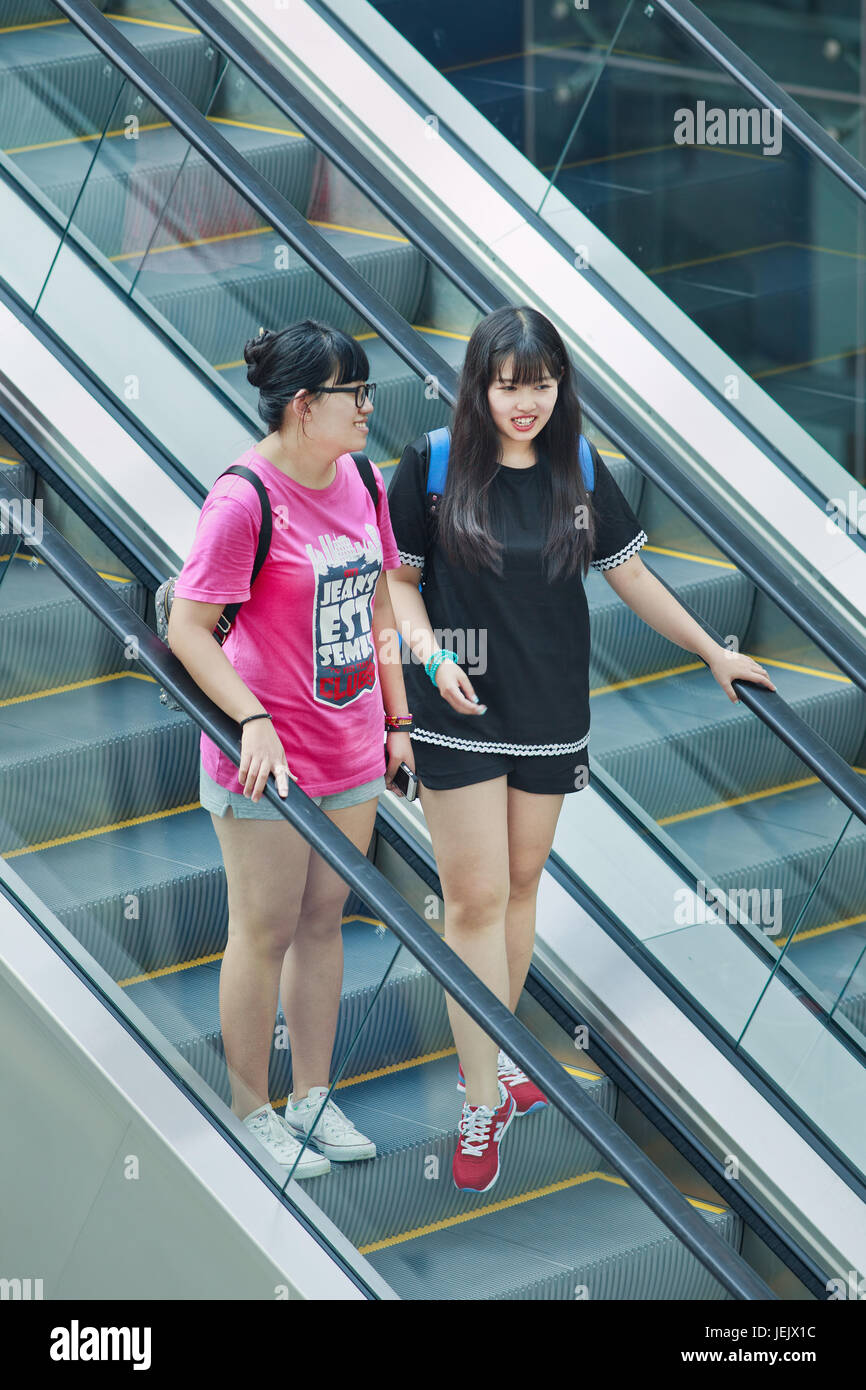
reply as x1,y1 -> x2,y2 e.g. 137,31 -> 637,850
358,1171 -> 726,1255
0,552 -> 132,582
0,670 -> 154,712
642,544 -> 735,569
3,801 -> 201,861
590,661 -> 703,697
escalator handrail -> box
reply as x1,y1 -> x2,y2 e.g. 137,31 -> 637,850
67,0 -> 866,712
33,5 -> 866,822
50,0 -> 461,411
0,469 -> 777,1300
657,0 -> 866,205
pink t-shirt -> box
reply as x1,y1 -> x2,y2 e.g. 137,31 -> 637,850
174,448 -> 401,797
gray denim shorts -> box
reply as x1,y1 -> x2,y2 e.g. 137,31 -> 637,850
199,762 -> 386,819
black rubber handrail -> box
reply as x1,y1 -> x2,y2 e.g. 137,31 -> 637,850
657,0 -> 866,205
84,0 -> 866,697
51,0 -> 459,409
0,471 -> 776,1300
13,3 -> 863,862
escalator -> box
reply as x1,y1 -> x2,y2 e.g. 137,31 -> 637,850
329,0 -> 866,485
1,0 -> 865,1298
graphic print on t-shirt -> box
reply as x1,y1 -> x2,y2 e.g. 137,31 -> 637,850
307,522 -> 383,708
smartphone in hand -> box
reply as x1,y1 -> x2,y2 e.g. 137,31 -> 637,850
388,761 -> 418,802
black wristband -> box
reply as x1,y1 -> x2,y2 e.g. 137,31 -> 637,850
239,712 -> 272,729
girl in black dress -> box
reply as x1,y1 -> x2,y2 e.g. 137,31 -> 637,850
386,306 -> 774,1193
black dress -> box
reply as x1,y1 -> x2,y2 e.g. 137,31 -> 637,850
386,437 -> 648,793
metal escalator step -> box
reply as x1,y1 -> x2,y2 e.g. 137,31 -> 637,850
0,18 -> 219,151
366,1173 -> 739,1300
135,228 -> 427,365
15,118 -> 317,261
588,551 -> 753,685
670,776 -> 866,928
0,554 -> 146,698
123,919 -> 452,1104
0,456 -> 35,497
591,667 -> 866,820
13,807 -> 224,981
0,675 -> 197,851
790,925 -> 866,1034
4,2 -> 110,26
290,1053 -> 615,1248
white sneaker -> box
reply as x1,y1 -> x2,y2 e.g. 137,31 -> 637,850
284,1086 -> 376,1162
242,1103 -> 330,1178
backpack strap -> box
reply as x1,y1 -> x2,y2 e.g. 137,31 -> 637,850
423,428 -> 595,493
350,451 -> 380,509
215,464 -> 273,643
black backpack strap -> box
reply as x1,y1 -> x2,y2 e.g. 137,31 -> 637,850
215,464 -> 273,641
350,451 -> 379,510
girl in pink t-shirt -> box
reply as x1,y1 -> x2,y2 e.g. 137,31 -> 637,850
168,320 -> 414,1178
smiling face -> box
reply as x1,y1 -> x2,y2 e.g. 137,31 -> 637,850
486,353 -> 560,447
293,374 -> 374,457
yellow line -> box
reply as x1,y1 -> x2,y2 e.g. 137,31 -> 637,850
110,224 -> 270,263
648,240 -> 791,277
3,121 -> 173,157
590,661 -> 704,697
309,219 -> 407,244
0,670 -> 154,713
104,12 -> 197,34
119,950 -> 223,989
755,343 -> 866,381
643,543 -> 735,570
0,457 -> 23,466
411,324 -> 472,341
786,913 -> 866,944
0,18 -> 67,33
209,117 -> 302,139
3,801 -> 201,861
359,1171 -> 726,1254
0,551 -> 132,583
659,776 -> 821,825
759,658 -> 850,682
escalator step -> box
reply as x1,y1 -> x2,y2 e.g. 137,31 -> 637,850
591,666 -> 866,821
0,553 -> 146,698
366,1173 -> 739,1300
122,918 -> 452,1103
291,1052 -> 616,1248
135,227 -> 427,365
0,18 -> 219,151
0,676 -> 197,851
12,118 -> 317,262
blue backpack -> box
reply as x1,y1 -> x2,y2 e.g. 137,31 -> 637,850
424,427 -> 595,511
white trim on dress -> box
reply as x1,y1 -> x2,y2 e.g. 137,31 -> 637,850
397,550 -> 425,568
590,529 -> 648,571
411,729 -> 590,756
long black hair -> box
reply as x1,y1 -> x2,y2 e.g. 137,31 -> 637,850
243,319 -> 369,433
437,306 -> 596,580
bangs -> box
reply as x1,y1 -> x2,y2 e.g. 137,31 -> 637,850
490,340 -> 560,388
329,331 -> 370,385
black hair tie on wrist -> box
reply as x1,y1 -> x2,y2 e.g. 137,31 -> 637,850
239,712 -> 272,728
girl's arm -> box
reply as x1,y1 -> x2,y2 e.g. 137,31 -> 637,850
372,571 -> 414,784
601,554 -> 776,702
167,596 -> 295,800
385,567 -> 485,715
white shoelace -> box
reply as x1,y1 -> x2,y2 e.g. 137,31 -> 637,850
314,1100 -> 358,1141
458,1104 -> 495,1158
498,1052 -> 529,1087
247,1107 -> 302,1162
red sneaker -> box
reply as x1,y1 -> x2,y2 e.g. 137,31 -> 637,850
457,1050 -> 548,1116
452,1082 -> 516,1193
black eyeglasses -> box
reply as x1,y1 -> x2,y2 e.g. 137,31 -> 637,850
316,382 -> 377,408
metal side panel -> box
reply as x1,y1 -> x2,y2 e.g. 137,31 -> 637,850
220,0 -> 866,639
382,787 -> 866,1281
0,865 -> 397,1300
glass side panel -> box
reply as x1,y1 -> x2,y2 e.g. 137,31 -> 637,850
4,0 -> 478,483
367,0 -> 866,485
0,479 -> 752,1301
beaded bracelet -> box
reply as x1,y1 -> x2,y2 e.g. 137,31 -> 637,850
239,712 -> 272,729
425,649 -> 459,686
385,714 -> 413,730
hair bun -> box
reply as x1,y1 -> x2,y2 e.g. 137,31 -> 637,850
243,328 -> 275,387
